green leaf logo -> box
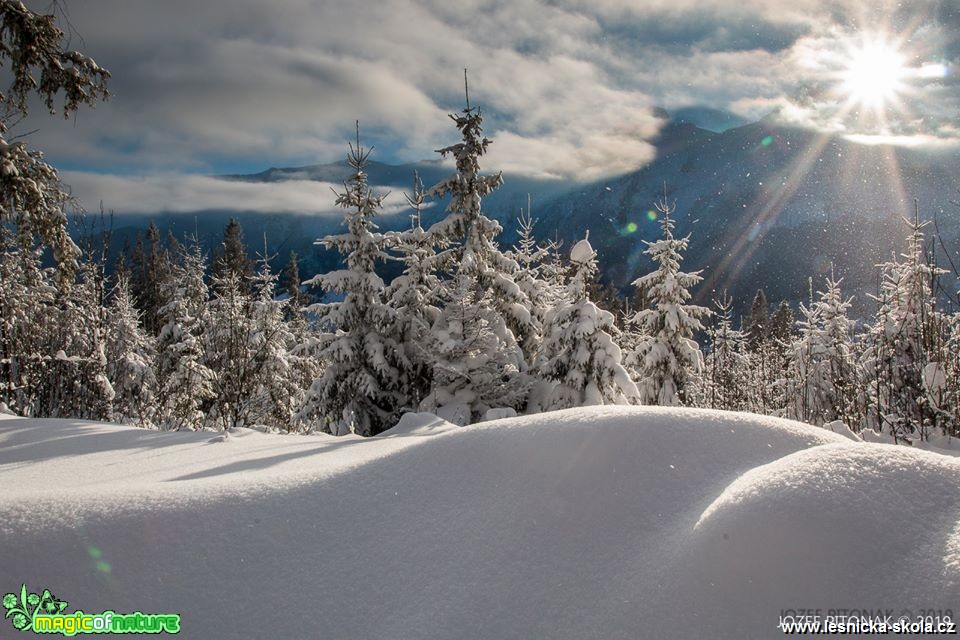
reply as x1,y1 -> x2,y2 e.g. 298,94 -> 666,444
3,583 -> 67,633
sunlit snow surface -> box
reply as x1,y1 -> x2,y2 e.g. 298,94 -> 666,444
1,408 -> 958,639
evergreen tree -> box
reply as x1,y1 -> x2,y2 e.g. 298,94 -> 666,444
131,222 -> 171,335
248,255 -> 301,431
298,129 -> 405,436
702,291 -> 750,411
51,255 -> 114,420
283,251 -> 306,313
387,173 -> 443,409
0,227 -> 56,415
420,276 -> 529,425
105,271 -> 157,426
861,213 -> 946,441
785,275 -> 861,427
768,300 -> 795,352
426,78 -> 532,363
212,218 -> 253,293
627,194 -> 709,406
537,235 -> 639,409
0,1 -> 109,281
506,197 -> 553,361
744,289 -> 769,351
155,239 -> 214,431
204,252 -> 299,431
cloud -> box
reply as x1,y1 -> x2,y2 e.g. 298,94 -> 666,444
14,0 -> 960,182
60,172 -> 407,216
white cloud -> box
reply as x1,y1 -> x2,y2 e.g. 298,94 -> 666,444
60,172 -> 406,216
15,0 -> 960,182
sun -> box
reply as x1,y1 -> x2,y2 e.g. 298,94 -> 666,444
839,39 -> 907,109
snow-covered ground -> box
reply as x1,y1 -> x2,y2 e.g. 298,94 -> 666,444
2,407 -> 958,638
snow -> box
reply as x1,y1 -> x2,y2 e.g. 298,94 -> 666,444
2,406 -> 958,639
569,237 -> 595,264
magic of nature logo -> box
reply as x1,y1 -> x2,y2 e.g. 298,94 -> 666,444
3,584 -> 180,635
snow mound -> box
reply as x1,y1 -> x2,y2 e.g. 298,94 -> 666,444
1,407 -> 957,639
685,443 -> 960,635
379,411 -> 457,437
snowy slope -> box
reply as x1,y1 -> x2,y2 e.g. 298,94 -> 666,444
2,408 -> 959,639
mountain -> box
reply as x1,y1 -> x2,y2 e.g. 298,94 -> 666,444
670,105 -> 751,132
90,158 -> 572,280
535,120 -> 960,316
83,116 -> 960,318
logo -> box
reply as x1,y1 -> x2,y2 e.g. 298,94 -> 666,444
3,584 -> 180,635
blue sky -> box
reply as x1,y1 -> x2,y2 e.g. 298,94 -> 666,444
16,0 -> 960,213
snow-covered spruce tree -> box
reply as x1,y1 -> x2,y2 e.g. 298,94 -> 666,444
202,270 -> 251,430
105,271 -> 157,426
760,300 -> 795,416
701,291 -> 750,411
784,275 -> 861,427
506,198 -> 560,362
420,275 -> 529,425
281,251 -> 320,431
768,300 -> 794,352
41,237 -> 114,421
211,218 -> 254,294
248,255 -> 301,431
0,1 -> 109,283
203,258 -> 302,430
784,279 -> 820,424
861,213 -> 946,441
386,173 -> 444,410
204,252 -> 300,432
627,194 -> 709,406
155,239 -> 214,431
537,234 -> 639,409
0,225 -> 56,415
941,315 -> 960,437
743,289 -> 768,351
298,129 -> 405,436
130,223 -> 172,335
425,82 -> 533,367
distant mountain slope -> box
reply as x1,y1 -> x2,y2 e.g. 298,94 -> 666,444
84,117 -> 960,316
536,121 -> 960,314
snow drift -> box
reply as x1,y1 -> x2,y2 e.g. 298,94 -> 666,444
1,407 -> 958,639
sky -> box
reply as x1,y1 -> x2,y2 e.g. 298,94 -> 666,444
15,0 -> 960,213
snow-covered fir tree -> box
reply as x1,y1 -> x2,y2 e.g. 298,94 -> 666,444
387,173 -> 443,410
105,271 -> 157,426
537,234 -> 639,409
203,249 -> 299,432
155,239 -> 214,431
298,128 -> 405,436
627,194 -> 709,406
0,227 -> 56,415
51,250 -> 114,420
212,218 -> 254,294
131,223 -> 171,335
860,212 -> 946,441
701,291 -> 750,411
420,276 -> 529,425
785,275 -> 861,427
0,1 -> 109,282
743,289 -> 769,351
425,79 -> 532,365
506,197 -> 559,362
